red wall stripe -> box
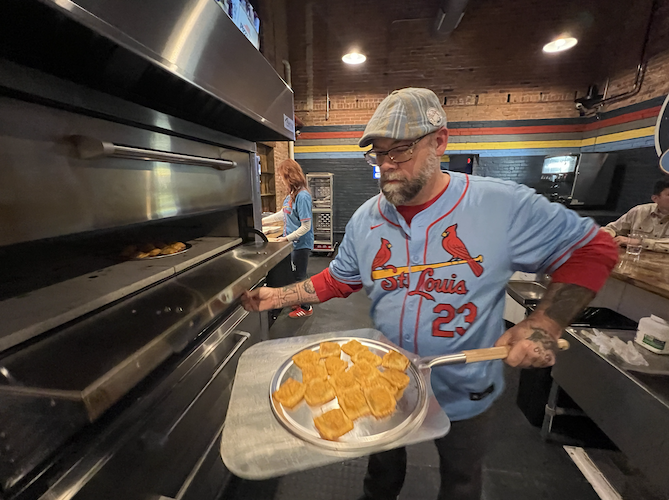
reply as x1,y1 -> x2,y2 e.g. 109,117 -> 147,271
299,131 -> 363,139
581,106 -> 661,131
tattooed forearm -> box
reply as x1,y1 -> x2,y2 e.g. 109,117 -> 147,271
534,282 -> 595,328
528,327 -> 558,366
275,279 -> 320,307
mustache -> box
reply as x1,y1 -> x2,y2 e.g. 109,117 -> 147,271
380,171 -> 406,183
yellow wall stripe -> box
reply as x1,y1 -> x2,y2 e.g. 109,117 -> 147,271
593,126 -> 655,145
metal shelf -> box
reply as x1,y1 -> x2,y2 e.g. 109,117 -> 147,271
307,173 -> 334,252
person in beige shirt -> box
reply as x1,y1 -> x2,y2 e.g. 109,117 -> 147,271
602,177 -> 669,253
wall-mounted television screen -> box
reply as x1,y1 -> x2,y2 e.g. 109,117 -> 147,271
542,155 -> 578,174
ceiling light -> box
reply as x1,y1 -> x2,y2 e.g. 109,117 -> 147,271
342,52 -> 366,64
543,37 -> 578,53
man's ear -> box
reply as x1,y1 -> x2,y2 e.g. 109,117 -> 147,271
652,194 -> 659,204
434,127 -> 449,155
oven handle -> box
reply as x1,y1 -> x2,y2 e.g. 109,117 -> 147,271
162,330 -> 250,439
72,135 -> 237,170
161,420 -> 228,500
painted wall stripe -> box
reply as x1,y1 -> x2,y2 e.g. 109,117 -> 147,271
295,126 -> 654,154
299,109 -> 660,141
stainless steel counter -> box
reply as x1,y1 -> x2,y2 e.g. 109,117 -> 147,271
552,328 -> 669,493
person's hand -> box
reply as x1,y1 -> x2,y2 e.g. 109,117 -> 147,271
241,287 -> 278,312
494,317 -> 561,368
614,236 -> 629,247
275,236 -> 288,242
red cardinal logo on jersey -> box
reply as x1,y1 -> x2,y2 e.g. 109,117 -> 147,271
371,238 -> 397,279
441,224 -> 484,277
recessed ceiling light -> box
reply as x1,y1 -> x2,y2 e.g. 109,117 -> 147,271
543,37 -> 578,53
342,52 -> 366,64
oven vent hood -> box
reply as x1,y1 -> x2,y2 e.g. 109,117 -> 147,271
0,0 -> 294,142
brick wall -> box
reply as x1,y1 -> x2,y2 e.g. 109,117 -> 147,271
600,0 -> 669,112
300,150 -> 666,235
260,0 -> 669,230
614,147 -> 666,212
256,0 -> 291,211
285,0 -> 668,126
475,157 -> 545,188
300,155 -> 544,235
273,142 -> 290,210
256,0 -> 289,78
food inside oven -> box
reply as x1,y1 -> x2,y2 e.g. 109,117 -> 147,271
120,241 -> 189,259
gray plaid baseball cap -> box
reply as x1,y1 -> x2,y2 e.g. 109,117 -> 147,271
359,88 -> 447,148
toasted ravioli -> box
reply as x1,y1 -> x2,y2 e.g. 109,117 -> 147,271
381,369 -> 410,390
324,356 -> 348,376
292,349 -> 320,369
171,241 -> 187,251
329,371 -> 360,395
338,387 -> 371,420
364,386 -> 396,418
358,370 -> 382,388
352,350 -> 382,367
304,378 -> 336,406
341,339 -> 367,356
382,350 -> 410,371
347,361 -> 378,383
364,373 -> 401,398
301,363 -> 328,383
272,378 -> 305,408
319,341 -> 342,358
313,408 -> 354,440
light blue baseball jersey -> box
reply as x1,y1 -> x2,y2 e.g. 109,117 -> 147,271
329,172 -> 598,421
282,189 -> 314,250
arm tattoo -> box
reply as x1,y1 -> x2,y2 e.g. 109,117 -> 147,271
528,327 -> 558,365
535,282 -> 595,328
275,279 -> 319,307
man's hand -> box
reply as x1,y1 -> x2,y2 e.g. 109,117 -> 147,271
241,287 -> 278,311
496,282 -> 595,368
614,236 -> 629,247
495,318 -> 560,368
275,236 -> 288,242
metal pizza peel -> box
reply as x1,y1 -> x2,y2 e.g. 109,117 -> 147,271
220,328 -> 568,479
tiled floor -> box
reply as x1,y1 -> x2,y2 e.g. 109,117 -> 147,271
224,255 -> 640,500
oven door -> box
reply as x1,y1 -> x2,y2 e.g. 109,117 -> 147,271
35,305 -> 263,500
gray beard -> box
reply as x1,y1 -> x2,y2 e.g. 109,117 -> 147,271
380,152 -> 440,206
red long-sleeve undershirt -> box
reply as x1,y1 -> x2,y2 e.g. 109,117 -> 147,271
311,228 -> 618,303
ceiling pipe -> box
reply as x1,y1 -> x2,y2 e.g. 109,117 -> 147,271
590,0 -> 658,110
434,0 -> 469,36
282,59 -> 292,88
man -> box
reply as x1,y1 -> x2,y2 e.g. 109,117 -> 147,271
601,177 -> 669,253
243,88 -> 618,500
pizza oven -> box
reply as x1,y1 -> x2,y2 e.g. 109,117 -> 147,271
0,1 -> 293,499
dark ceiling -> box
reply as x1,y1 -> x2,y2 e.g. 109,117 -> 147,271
285,0 -> 660,101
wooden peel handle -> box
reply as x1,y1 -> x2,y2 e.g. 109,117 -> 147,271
464,338 -> 570,364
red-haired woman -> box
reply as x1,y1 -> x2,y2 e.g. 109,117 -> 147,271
262,159 -> 315,318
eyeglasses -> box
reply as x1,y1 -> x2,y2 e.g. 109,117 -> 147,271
364,134 -> 429,167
